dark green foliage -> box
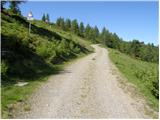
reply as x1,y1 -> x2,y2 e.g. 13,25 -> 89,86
84,24 -> 91,39
99,27 -> 158,63
79,22 -> 85,37
71,19 -> 79,35
42,13 -> 50,23
65,18 -> 71,30
55,16 -> 158,63
100,27 -> 108,44
60,18 -> 65,30
152,80 -> 159,99
56,17 -> 61,26
9,1 -> 24,15
46,13 -> 50,23
99,27 -> 120,49
1,60 -> 8,76
89,26 -> 100,43
119,40 -> 159,63
42,14 -> 46,22
94,26 -> 99,38
56,17 -> 65,30
139,43 -> 159,63
55,18 -> 99,43
129,40 -> 142,57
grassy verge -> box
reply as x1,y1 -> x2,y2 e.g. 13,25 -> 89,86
108,48 -> 159,111
2,78 -> 47,118
1,52 -> 91,118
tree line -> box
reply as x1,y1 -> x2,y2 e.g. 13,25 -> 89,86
55,17 -> 99,43
54,17 -> 159,63
42,13 -> 50,23
1,1 -> 158,63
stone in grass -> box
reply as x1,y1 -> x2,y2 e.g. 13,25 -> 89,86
15,82 -> 28,87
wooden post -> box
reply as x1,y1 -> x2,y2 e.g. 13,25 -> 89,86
29,22 -> 31,35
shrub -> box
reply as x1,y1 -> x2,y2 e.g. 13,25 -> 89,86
69,41 -> 75,50
74,46 -> 81,53
57,39 -> 70,56
36,41 -> 56,59
152,80 -> 159,99
1,60 -> 8,76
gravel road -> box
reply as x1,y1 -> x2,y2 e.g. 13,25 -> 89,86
17,45 -> 152,118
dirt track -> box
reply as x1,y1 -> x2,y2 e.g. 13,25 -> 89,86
17,45 -> 151,118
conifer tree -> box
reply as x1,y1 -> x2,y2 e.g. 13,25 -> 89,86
71,19 -> 79,35
46,13 -> 50,23
84,24 -> 91,39
60,18 -> 65,30
56,17 -> 61,26
65,19 -> 71,30
94,26 -> 99,38
79,22 -> 85,37
42,14 -> 46,22
9,1 -> 24,15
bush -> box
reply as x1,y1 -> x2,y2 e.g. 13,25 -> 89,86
1,60 -> 8,76
74,46 -> 81,53
57,39 -> 70,56
69,41 -> 75,50
36,41 -> 56,59
152,80 -> 159,99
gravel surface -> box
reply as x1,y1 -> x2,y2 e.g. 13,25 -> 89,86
16,45 -> 152,118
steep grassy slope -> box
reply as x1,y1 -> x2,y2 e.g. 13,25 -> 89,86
108,48 -> 159,111
31,20 -> 93,51
1,11 -> 93,118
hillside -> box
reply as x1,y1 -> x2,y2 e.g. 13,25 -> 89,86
1,11 -> 93,118
1,10 -> 93,82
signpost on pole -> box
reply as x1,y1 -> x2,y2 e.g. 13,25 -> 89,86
45,19 -> 51,28
27,11 -> 34,35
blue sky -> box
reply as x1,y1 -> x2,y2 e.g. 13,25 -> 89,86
5,1 -> 159,45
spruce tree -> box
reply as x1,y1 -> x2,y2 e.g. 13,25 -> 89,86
46,13 -> 50,23
9,1 -> 24,15
84,24 -> 91,39
94,26 -> 99,38
56,17 -> 61,26
42,14 -> 46,22
71,19 -> 79,35
60,18 -> 65,30
79,22 -> 84,37
65,19 -> 71,30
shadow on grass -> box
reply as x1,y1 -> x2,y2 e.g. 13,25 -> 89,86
1,12 -> 92,86
1,34 -> 64,87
